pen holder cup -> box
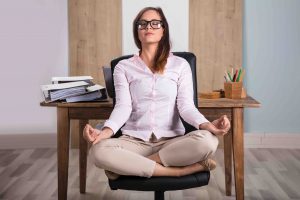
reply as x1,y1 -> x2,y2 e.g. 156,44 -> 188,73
224,82 -> 244,99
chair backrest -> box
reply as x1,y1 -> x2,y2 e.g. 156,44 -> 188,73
108,52 -> 198,135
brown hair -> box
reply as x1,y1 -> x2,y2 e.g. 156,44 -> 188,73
133,7 -> 171,73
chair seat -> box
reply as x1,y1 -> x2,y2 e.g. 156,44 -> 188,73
109,171 -> 210,192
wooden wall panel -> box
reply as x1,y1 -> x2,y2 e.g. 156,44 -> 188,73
69,0 -> 122,84
68,0 -> 122,147
189,0 -> 242,92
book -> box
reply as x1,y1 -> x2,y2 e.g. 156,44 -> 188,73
49,86 -> 87,102
41,81 -> 89,91
41,81 -> 90,102
87,84 -> 105,92
65,89 -> 107,103
65,84 -> 108,102
51,76 -> 93,84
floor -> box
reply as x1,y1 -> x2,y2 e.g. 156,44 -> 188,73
0,148 -> 300,200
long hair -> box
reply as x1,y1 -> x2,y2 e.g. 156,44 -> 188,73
133,7 -> 171,73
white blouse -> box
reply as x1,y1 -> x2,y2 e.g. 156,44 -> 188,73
103,53 -> 208,141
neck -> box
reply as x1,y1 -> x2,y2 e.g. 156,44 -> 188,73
140,43 -> 158,68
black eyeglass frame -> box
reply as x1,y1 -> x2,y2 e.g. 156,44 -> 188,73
136,20 -> 164,30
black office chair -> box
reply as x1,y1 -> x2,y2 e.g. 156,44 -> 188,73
103,52 -> 210,200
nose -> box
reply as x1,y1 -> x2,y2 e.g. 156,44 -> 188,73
145,22 -> 152,30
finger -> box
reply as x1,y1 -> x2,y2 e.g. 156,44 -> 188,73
225,119 -> 231,126
225,122 -> 231,129
221,122 -> 229,129
222,131 -> 228,136
86,133 -> 95,142
85,126 -> 96,142
93,135 -> 101,145
88,126 -> 94,134
83,126 -> 91,140
91,130 -> 99,138
223,116 -> 229,123
85,124 -> 91,131
224,127 -> 230,133
83,124 -> 91,132
224,116 -> 230,123
220,115 -> 225,122
88,128 -> 97,140
224,123 -> 230,129
223,118 -> 230,127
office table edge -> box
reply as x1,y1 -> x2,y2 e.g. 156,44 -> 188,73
40,96 -> 261,108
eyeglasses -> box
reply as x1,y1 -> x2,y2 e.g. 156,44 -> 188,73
136,20 -> 163,30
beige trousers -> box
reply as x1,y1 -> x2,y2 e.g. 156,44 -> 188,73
90,130 -> 218,178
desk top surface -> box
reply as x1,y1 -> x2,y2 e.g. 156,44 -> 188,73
40,95 -> 260,108
198,96 -> 260,108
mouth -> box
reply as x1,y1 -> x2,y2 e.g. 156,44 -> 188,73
145,32 -> 154,36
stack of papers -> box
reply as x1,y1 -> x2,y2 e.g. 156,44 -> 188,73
49,86 -> 87,101
41,76 -> 108,103
66,90 -> 102,102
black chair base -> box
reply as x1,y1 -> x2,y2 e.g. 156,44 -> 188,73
109,171 -> 210,200
155,191 -> 164,200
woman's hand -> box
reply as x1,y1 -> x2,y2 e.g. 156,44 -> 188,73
83,124 -> 100,144
83,124 -> 114,145
212,115 -> 231,134
199,115 -> 231,136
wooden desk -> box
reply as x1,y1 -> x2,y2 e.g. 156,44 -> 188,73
40,96 -> 260,200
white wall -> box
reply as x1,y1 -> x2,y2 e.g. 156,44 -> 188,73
122,0 -> 189,54
0,0 -> 68,134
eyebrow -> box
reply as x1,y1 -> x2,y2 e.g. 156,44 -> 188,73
139,19 -> 162,21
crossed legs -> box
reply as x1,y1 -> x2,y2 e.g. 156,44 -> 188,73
148,130 -> 218,176
91,130 -> 218,178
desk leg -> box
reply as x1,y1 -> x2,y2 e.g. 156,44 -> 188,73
224,128 -> 232,196
232,108 -> 244,200
79,120 -> 88,193
57,107 -> 70,200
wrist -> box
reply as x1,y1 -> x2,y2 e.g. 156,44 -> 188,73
101,127 -> 114,138
199,122 -> 210,130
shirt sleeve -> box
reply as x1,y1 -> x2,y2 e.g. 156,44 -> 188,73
102,63 -> 132,134
176,61 -> 209,129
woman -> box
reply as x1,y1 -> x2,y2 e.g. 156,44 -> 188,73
84,7 -> 230,180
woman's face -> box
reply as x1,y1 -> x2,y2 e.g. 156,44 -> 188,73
137,10 -> 164,47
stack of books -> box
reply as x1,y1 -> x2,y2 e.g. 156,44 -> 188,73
41,76 -> 108,103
